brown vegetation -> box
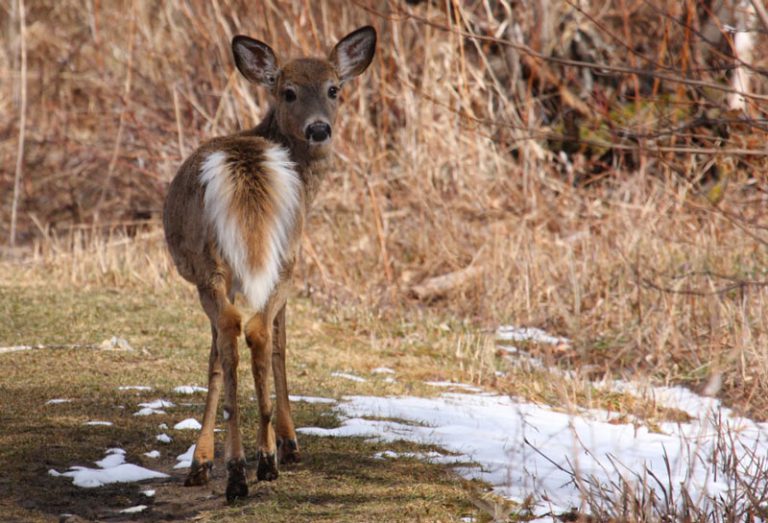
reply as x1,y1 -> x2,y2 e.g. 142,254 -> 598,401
1,0 -> 767,423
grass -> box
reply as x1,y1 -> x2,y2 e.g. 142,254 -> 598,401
2,259 -> 748,522
2,0 -> 768,519
0,282 -> 491,522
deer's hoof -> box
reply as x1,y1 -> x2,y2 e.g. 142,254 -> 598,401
256,451 -> 278,481
277,437 -> 301,465
184,460 -> 212,486
225,459 -> 248,503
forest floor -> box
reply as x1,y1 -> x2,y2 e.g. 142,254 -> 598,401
2,269 -> 767,522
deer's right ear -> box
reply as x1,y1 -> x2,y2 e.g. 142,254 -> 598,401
232,35 -> 280,87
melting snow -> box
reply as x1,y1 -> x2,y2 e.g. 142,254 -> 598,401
46,398 -> 72,405
298,391 -> 768,515
118,385 -> 152,391
496,325 -> 569,345
49,448 -> 168,488
134,399 -> 175,416
374,450 -> 466,464
331,371 -> 367,383
289,395 -> 336,404
173,385 -> 208,394
372,367 -> 396,374
175,444 -> 195,469
156,433 -> 172,444
141,489 -> 155,497
84,421 -> 113,426
119,505 -> 147,514
174,418 -> 202,430
144,450 -> 160,459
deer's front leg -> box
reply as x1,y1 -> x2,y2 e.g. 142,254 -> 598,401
245,314 -> 278,481
272,304 -> 300,464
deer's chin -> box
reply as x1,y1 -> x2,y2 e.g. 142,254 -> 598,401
307,140 -> 332,158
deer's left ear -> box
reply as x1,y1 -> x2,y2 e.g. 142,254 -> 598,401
329,26 -> 376,83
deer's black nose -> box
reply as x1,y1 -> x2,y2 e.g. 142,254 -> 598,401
305,122 -> 332,143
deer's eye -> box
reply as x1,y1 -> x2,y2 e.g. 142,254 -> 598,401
283,88 -> 297,102
328,86 -> 339,99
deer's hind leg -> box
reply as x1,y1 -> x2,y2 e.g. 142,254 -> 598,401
272,304 -> 300,464
193,279 -> 248,502
185,324 -> 222,486
244,311 -> 279,481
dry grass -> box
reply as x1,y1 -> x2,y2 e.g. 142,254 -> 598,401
1,1 -> 768,512
1,0 -> 767,416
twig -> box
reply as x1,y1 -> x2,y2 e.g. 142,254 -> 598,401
9,0 -> 27,248
172,83 -> 185,159
98,2 -> 137,211
355,0 -> 768,103
750,0 -> 768,35
364,175 -> 394,287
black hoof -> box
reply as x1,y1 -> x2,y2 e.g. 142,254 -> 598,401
226,459 -> 248,503
277,437 -> 301,465
184,460 -> 212,486
256,451 -> 278,481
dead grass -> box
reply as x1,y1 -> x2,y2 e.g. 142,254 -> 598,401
1,0 -> 766,420
2,0 -> 768,519
0,282 -> 493,522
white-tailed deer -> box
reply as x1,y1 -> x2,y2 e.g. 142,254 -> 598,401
163,26 -> 376,502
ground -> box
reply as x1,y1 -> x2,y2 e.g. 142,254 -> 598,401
3,271 -> 765,522
0,282 -> 489,522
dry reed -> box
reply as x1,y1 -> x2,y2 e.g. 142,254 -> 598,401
1,1 -> 767,418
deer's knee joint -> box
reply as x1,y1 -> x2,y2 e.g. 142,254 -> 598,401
217,304 -> 242,339
245,316 -> 269,351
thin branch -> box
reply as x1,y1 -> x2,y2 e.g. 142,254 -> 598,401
751,0 -> 768,35
355,0 -> 768,103
9,0 -> 27,248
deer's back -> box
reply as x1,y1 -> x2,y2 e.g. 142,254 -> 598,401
163,135 -> 302,311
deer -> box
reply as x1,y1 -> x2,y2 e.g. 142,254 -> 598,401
162,26 -> 376,502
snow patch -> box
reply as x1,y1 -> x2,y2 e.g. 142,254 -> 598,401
141,489 -> 156,497
298,392 -> 768,516
372,367 -> 396,374
173,385 -> 208,394
84,421 -> 113,426
175,444 -> 196,469
46,398 -> 72,405
119,505 -> 148,514
289,395 -> 336,404
331,371 -> 367,383
156,433 -> 172,444
496,325 -> 568,345
374,450 -> 466,464
174,418 -> 202,430
143,450 -> 160,459
134,399 -> 175,416
49,448 -> 168,488
118,385 -> 153,391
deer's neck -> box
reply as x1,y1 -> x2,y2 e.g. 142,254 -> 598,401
249,109 -> 332,209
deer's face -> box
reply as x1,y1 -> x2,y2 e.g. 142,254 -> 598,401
232,27 -> 376,157
273,59 -> 340,155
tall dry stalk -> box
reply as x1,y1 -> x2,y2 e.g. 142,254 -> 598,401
9,0 -> 27,248
0,0 -> 766,417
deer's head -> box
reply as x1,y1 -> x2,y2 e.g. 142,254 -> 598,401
232,26 -> 376,157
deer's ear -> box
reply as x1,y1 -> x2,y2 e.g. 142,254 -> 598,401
329,26 -> 376,83
232,35 -> 280,87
